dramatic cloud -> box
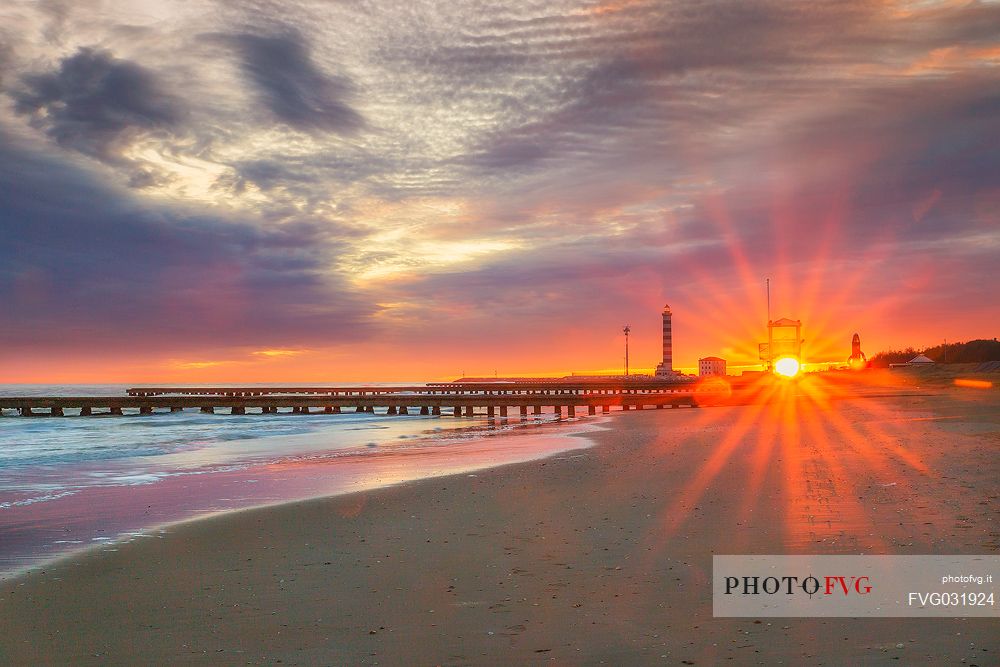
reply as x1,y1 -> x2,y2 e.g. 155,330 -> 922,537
226,31 -> 364,133
12,47 -> 184,161
0,135 -> 376,354
0,0 -> 997,378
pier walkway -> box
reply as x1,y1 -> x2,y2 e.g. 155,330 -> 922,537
1,382 -> 700,418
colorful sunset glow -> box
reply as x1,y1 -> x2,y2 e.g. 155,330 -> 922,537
1,1 -> 997,382
643,369 -> 987,553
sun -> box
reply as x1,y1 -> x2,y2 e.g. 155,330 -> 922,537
773,356 -> 801,378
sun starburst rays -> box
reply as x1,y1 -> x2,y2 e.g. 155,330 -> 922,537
637,372 -> 950,558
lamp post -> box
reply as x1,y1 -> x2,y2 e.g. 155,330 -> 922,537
623,325 -> 631,376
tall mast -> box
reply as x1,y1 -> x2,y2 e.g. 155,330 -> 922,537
766,277 -> 771,323
623,325 -> 631,376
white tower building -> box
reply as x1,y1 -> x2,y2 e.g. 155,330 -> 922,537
654,304 -> 677,378
698,357 -> 727,376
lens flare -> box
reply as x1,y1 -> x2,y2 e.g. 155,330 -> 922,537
774,357 -> 800,378
693,376 -> 733,406
848,356 -> 867,371
954,378 -> 992,389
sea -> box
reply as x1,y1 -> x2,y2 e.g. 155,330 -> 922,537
0,384 -> 597,578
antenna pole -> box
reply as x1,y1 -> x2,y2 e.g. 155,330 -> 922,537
623,325 -> 631,377
766,277 -> 771,323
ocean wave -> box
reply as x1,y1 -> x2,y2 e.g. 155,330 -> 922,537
0,490 -> 78,509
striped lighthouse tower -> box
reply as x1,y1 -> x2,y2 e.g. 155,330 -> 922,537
655,304 -> 675,377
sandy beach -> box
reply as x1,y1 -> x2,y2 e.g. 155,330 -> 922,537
2,376 -> 998,665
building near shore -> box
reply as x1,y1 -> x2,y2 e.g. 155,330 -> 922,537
759,317 -> 803,371
890,354 -> 936,368
654,304 -> 678,378
698,357 -> 727,377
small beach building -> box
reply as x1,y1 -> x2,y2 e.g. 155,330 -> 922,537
698,357 -> 727,377
890,354 -> 936,368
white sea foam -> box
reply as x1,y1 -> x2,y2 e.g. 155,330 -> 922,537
0,383 -> 575,576
0,490 -> 78,509
0,382 -> 561,517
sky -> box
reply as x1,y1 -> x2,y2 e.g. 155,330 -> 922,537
0,0 -> 998,383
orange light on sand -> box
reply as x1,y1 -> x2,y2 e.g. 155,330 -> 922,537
954,378 -> 993,389
693,376 -> 734,406
774,357 -> 801,378
848,357 -> 867,371
643,369 -> 944,561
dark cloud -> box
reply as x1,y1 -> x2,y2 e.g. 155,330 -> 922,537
0,41 -> 11,85
11,47 -> 184,162
226,31 -> 363,133
418,0 -> 1000,189
463,136 -> 552,170
747,69 -> 1000,247
0,135 -> 376,353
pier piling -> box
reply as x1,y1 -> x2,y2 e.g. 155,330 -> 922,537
1,381 -> 710,421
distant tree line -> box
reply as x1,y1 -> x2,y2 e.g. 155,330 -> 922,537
870,339 -> 1000,367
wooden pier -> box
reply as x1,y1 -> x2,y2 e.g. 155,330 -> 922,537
124,380 -> 697,398
1,382 -> 702,417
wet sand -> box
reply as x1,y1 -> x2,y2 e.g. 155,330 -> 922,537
1,377 -> 998,665
0,417 -> 594,576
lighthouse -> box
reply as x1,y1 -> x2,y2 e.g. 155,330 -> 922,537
848,332 -> 867,370
654,304 -> 676,378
